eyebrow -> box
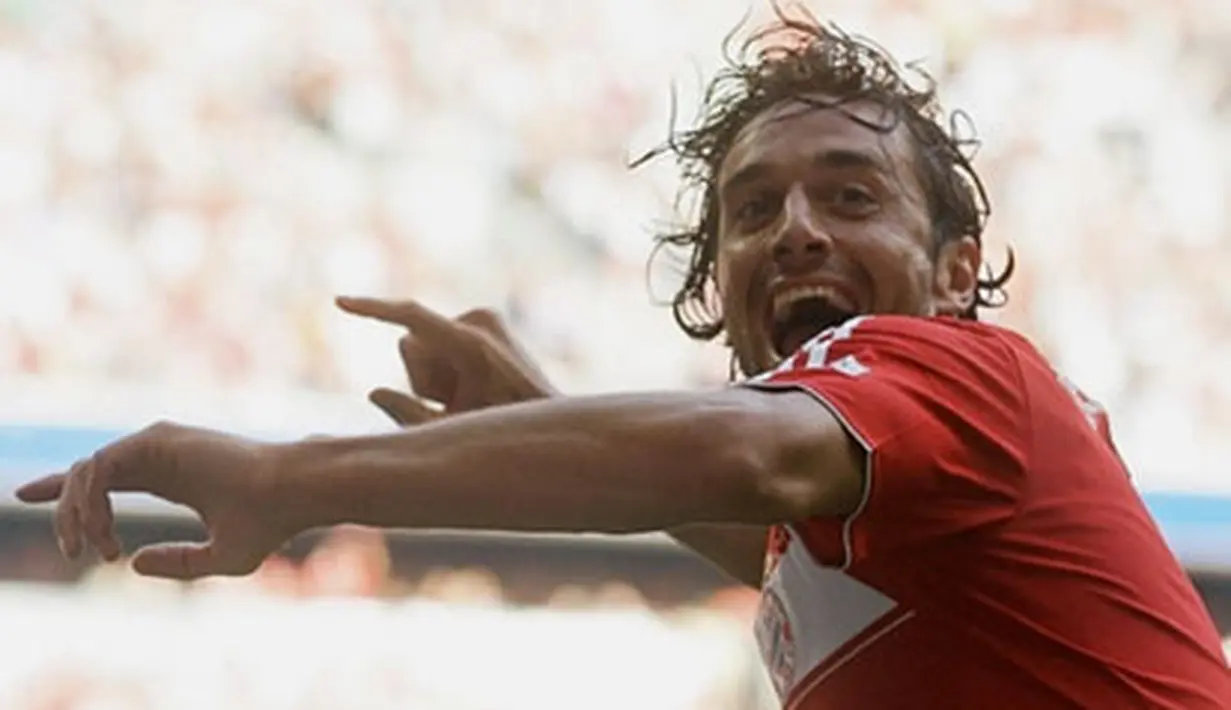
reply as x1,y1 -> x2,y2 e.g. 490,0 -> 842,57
720,149 -> 889,197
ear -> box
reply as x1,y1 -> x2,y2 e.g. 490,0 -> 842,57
932,236 -> 980,316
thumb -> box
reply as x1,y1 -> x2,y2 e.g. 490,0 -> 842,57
369,388 -> 439,426
130,541 -> 228,581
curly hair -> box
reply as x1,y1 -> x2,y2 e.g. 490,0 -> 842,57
634,7 -> 1013,342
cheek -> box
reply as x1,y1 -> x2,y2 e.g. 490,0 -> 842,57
715,276 -> 744,339
859,234 -> 934,307
715,242 -> 749,300
715,242 -> 758,331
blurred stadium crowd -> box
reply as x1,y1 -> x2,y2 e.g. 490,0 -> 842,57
1,0 -> 1230,487
1,0 -> 1230,706
0,525 -> 1224,709
2,527 -> 774,710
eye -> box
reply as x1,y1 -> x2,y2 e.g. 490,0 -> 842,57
733,192 -> 778,226
830,186 -> 879,216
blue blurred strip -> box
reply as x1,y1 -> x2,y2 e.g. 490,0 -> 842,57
1,424 -> 1228,567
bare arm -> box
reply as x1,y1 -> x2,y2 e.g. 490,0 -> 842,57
669,524 -> 771,588
331,296 -> 829,587
277,388 -> 863,536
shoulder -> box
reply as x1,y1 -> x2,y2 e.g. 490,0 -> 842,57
753,315 -> 1029,400
747,315 -> 1033,461
747,316 -> 1036,564
850,314 -> 1026,355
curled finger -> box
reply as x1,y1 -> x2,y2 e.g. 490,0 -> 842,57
399,335 -> 456,404
82,454 -> 121,561
53,460 -> 89,559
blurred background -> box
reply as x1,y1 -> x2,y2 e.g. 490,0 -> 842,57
0,0 -> 1229,707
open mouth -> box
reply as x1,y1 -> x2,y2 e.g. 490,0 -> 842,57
770,294 -> 857,358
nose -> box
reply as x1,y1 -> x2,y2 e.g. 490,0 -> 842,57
771,185 -> 832,273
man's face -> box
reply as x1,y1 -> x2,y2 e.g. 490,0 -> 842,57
714,96 -> 980,375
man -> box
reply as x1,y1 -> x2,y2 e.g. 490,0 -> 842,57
15,15 -> 1229,709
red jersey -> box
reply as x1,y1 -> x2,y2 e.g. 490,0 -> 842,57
743,315 -> 1229,709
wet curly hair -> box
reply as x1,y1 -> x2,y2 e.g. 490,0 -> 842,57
635,7 -> 1013,343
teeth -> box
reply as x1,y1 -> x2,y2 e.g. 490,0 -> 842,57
772,286 -> 839,319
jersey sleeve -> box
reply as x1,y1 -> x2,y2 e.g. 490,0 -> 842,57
740,315 -> 1030,568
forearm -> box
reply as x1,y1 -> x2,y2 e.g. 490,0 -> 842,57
277,391 -> 789,535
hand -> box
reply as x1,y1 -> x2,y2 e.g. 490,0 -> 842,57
336,296 -> 556,426
14,422 -> 295,580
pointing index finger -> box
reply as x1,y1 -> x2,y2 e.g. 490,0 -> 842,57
336,296 -> 462,341
15,473 -> 68,503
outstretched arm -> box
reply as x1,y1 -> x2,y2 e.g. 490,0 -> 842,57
16,297 -> 864,580
668,524 -> 772,588
277,388 -> 863,536
339,297 -> 782,587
